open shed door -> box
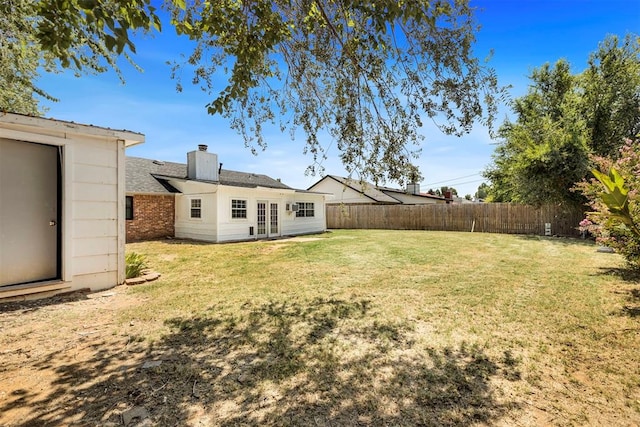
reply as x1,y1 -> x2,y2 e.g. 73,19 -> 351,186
0,139 -> 60,287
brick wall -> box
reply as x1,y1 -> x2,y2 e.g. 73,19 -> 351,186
126,194 -> 175,242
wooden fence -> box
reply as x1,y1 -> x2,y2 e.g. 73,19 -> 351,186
326,203 -> 585,237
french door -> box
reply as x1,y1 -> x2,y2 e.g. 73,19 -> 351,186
256,201 -> 279,239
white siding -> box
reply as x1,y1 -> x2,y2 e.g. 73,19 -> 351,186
73,271 -> 119,290
281,194 -> 327,236
216,186 -> 326,242
172,180 -> 219,242
216,186 -> 294,242
72,201 -> 118,220
70,135 -> 122,290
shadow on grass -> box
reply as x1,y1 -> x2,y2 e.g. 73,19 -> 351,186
597,267 -> 640,283
7,298 -> 521,426
514,234 -> 594,247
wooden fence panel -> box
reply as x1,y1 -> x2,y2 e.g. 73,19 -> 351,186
326,203 -> 584,236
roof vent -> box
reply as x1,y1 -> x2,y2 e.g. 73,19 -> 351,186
152,160 -> 165,166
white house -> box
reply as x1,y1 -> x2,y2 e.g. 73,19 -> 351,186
0,113 -> 144,300
308,175 -> 446,205
126,145 -> 327,242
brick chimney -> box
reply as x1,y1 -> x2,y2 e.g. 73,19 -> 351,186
187,145 -> 219,181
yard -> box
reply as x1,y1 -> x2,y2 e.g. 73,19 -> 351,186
1,230 -> 639,426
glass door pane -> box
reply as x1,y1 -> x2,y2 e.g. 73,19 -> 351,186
257,202 -> 266,236
270,203 -> 278,235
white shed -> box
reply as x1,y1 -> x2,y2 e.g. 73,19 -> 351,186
0,113 -> 144,300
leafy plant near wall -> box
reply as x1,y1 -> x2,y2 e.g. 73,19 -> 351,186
125,252 -> 147,279
577,139 -> 640,270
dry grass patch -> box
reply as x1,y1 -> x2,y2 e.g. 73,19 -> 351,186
1,230 -> 638,426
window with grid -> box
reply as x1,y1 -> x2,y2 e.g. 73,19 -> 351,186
190,199 -> 202,218
295,202 -> 315,217
125,196 -> 134,220
231,199 -> 247,219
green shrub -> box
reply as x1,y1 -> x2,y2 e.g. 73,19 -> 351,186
126,252 -> 147,279
576,139 -> 640,270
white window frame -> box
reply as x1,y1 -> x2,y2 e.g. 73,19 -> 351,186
190,198 -> 202,219
296,202 -> 315,218
231,198 -> 248,220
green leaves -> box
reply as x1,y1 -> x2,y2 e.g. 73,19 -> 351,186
168,0 -> 504,184
485,35 -> 640,207
591,168 -> 638,234
7,0 -> 504,185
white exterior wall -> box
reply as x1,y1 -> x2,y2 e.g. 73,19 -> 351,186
172,181 -> 219,242
282,193 -> 327,237
217,186 -> 326,242
70,135 -> 122,290
216,185 -> 276,242
171,181 -> 326,243
0,113 -> 143,298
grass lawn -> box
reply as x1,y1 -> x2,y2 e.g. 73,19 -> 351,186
1,230 -> 639,426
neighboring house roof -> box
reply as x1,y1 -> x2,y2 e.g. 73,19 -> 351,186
377,186 -> 445,202
312,175 -> 444,204
126,156 -> 293,194
322,175 -> 401,204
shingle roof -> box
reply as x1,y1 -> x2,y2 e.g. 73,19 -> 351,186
126,157 -> 185,193
379,187 -> 446,201
321,175 -> 444,203
126,156 -> 293,194
219,169 -> 292,190
325,175 -> 401,204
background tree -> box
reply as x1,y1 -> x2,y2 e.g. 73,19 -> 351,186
582,35 -> 640,158
0,1 -> 53,115
3,0 -> 504,185
427,186 -> 458,197
474,182 -> 489,200
484,34 -> 640,207
440,186 -> 458,197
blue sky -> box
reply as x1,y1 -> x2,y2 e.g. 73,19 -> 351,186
37,0 -> 639,196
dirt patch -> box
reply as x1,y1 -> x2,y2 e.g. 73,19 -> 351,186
0,287 -> 146,426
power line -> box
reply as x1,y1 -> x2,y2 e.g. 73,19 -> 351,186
441,178 -> 486,187
423,173 -> 482,187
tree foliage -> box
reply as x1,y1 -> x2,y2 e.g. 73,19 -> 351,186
475,182 -> 489,200
582,35 -> 640,158
484,34 -> 640,207
33,0 -> 160,73
168,0 -> 505,183
0,0 -> 51,115
427,186 -> 457,197
1,0 -> 160,114
3,0 -> 504,185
